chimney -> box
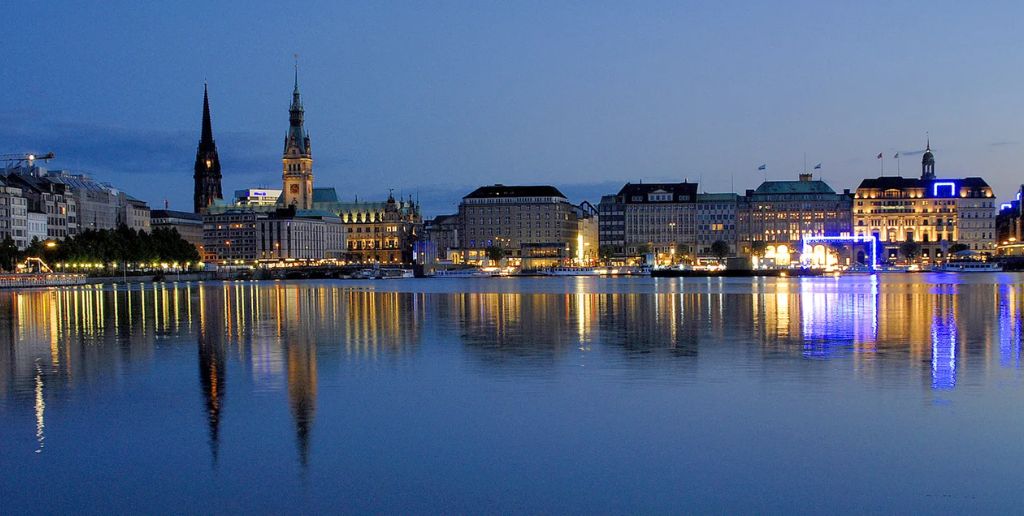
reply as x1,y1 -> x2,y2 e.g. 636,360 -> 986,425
799,173 -> 813,182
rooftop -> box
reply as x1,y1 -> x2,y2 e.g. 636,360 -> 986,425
463,184 -> 567,200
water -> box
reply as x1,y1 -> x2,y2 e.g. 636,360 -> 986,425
2,274 -> 1024,513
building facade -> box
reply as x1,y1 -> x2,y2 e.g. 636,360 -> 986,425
739,174 -> 852,263
194,84 -> 223,214
151,209 -> 204,250
122,197 -> 151,233
424,214 -> 460,262
202,207 -> 344,263
0,178 -> 29,249
609,182 -> 699,262
853,146 -> 995,260
574,201 -> 599,264
597,193 -> 625,259
696,193 -> 739,257
337,192 -> 421,264
458,185 -> 577,264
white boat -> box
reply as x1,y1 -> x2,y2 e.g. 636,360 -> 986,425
544,266 -> 601,276
936,260 -> 1002,272
433,268 -> 498,278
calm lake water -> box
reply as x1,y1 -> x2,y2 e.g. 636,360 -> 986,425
2,275 -> 1024,513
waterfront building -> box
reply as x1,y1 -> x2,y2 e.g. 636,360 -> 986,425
121,196 -> 151,233
201,207 -> 344,263
193,84 -> 223,214
0,178 -> 29,248
5,172 -> 76,239
574,201 -> 599,264
853,144 -> 996,260
281,69 -> 314,210
335,191 -> 420,264
151,209 -> 204,250
458,184 -> 577,264
695,193 -> 739,257
597,193 -> 625,260
996,186 -> 1024,254
738,174 -> 852,264
424,214 -> 460,262
26,212 -> 47,245
598,182 -> 698,263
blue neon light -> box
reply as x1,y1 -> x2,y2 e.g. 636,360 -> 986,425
933,181 -> 956,197
801,235 -> 879,270
1002,203 -> 1013,211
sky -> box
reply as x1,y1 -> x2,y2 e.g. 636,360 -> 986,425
4,0 -> 1024,216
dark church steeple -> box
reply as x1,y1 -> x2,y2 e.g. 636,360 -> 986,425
194,83 -> 223,213
921,138 -> 935,180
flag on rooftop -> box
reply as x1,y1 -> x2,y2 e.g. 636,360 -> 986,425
813,163 -> 821,170
876,152 -> 883,159
757,164 -> 767,171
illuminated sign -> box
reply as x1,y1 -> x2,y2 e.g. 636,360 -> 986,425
933,181 -> 956,197
1001,203 -> 1013,211
802,235 -> 879,270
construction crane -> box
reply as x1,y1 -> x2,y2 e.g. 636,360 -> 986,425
1,152 -> 55,169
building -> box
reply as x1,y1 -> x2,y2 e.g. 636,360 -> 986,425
597,194 -> 625,260
996,186 -> 1024,255
235,189 -> 283,208
44,170 -> 120,232
458,184 -> 577,264
121,196 -> 151,232
151,209 -> 204,250
739,174 -> 852,264
574,201 -> 599,264
695,193 -> 739,257
0,178 -> 29,248
194,84 -> 223,214
281,68 -> 314,210
424,214 -> 460,262
5,172 -> 75,239
201,207 -> 344,263
853,144 -> 995,260
336,191 -> 421,264
26,212 -> 47,245
602,182 -> 699,263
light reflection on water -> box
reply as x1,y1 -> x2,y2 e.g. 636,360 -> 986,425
1,275 -> 1024,512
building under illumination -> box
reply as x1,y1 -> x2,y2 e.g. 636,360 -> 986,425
202,207 -> 344,263
598,182 -> 699,263
853,143 -> 996,260
738,174 -> 852,264
458,184 -> 578,264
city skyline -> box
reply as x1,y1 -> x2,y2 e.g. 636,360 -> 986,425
6,1 -> 1024,216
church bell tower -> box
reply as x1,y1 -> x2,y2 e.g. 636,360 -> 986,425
193,84 -> 223,213
282,63 -> 313,210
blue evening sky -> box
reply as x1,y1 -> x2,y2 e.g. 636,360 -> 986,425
4,1 -> 1023,215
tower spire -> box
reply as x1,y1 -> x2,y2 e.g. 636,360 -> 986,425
200,82 -> 214,147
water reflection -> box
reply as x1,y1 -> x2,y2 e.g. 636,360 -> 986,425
1,277 -> 1024,461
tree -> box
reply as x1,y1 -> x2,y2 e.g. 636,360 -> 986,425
0,236 -> 17,271
899,241 -> 921,262
485,245 -> 506,263
749,241 -> 767,258
598,245 -> 617,262
710,240 -> 730,263
949,243 -> 970,254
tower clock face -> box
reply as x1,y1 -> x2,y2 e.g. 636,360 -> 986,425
290,184 -> 300,194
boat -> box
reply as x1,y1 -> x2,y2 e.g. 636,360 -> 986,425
544,266 -> 601,276
935,260 -> 1002,272
352,267 -> 414,279
433,268 -> 499,278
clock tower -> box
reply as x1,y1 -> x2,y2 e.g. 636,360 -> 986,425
282,64 -> 313,210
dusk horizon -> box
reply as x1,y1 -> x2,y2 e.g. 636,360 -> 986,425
7,1 -> 1024,215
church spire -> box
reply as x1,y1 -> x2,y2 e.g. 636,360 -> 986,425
200,83 -> 214,150
194,83 -> 223,213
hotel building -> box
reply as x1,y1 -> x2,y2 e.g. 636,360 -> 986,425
852,143 -> 996,260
